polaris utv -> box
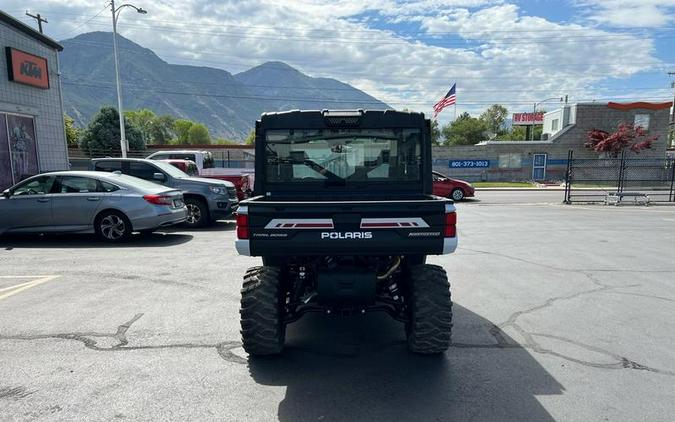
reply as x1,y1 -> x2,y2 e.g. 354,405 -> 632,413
235,110 -> 457,355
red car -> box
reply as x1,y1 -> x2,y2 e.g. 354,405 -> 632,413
162,159 -> 250,200
162,159 -> 199,176
203,174 -> 251,201
432,171 -> 475,201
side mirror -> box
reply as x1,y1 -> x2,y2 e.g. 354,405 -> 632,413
153,172 -> 166,181
2,189 -> 10,198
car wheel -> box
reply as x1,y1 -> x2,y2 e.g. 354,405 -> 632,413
95,211 -> 132,243
184,198 -> 208,228
451,188 -> 465,201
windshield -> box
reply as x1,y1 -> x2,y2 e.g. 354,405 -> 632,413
265,128 -> 422,184
152,160 -> 190,179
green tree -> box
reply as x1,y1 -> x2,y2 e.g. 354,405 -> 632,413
124,109 -> 156,144
441,113 -> 487,145
213,138 -> 237,145
244,130 -> 255,145
187,123 -> 210,145
173,119 -> 193,144
480,104 -> 508,135
79,106 -> 144,155
149,115 -> 176,145
430,120 -> 441,145
63,114 -> 80,146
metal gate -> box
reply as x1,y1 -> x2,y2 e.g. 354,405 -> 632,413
564,150 -> 675,203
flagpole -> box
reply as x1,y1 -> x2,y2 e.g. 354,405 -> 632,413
453,103 -> 457,121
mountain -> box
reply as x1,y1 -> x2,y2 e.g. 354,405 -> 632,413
59,32 -> 389,140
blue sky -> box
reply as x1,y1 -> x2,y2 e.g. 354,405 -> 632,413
5,0 -> 675,125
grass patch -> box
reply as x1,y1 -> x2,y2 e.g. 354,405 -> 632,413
473,182 -> 537,188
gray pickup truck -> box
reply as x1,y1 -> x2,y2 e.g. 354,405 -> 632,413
91,158 -> 238,227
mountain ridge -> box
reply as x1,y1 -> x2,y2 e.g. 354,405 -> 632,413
59,32 -> 389,141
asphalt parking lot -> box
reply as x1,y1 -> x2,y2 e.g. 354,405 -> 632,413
1,191 -> 674,421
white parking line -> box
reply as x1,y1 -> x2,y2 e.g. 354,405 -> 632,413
0,276 -> 60,301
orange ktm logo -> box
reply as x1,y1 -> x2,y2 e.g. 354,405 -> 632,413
5,47 -> 50,89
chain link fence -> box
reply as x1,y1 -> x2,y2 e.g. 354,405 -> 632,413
564,150 -> 675,203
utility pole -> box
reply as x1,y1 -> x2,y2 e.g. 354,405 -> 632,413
25,11 -> 48,33
110,0 -> 147,157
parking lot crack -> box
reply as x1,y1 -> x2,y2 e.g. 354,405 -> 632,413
0,314 -> 247,365
113,313 -> 144,348
486,272 -> 675,377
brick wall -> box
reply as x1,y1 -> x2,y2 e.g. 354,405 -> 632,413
432,103 -> 671,182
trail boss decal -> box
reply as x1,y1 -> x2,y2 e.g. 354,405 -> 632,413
321,232 -> 373,239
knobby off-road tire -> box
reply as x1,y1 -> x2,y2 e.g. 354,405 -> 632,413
406,264 -> 453,354
240,266 -> 286,356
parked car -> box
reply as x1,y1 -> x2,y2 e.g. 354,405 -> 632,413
90,158 -> 238,227
432,171 -> 475,201
0,171 -> 186,242
146,150 -> 214,170
161,158 -> 251,200
161,159 -> 199,176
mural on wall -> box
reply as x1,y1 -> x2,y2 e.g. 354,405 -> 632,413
6,114 -> 38,183
0,114 -> 12,189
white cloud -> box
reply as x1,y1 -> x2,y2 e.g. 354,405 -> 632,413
5,1 -> 668,126
576,0 -> 675,27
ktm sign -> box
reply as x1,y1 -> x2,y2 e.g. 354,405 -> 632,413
5,47 -> 50,89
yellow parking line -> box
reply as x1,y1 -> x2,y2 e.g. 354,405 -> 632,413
0,276 -> 60,301
0,280 -> 36,293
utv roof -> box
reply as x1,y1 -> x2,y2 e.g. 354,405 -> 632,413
258,109 -> 428,129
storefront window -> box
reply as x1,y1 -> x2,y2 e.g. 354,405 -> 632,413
0,113 -> 11,189
6,114 -> 39,184
498,153 -> 522,168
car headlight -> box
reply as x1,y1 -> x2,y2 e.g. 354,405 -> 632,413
209,186 -> 226,195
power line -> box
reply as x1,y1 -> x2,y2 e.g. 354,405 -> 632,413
60,80 -> 672,106
60,38 -> 671,69
52,4 -> 110,40
60,76 -> 673,95
73,20 -> 671,47
57,44 -> 666,82
28,9 -> 675,37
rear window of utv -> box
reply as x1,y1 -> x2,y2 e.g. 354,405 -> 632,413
264,128 -> 422,185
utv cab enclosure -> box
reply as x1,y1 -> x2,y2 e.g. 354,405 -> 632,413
236,110 -> 457,355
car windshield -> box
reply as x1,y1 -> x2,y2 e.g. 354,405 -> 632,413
152,160 -> 190,179
265,128 -> 422,183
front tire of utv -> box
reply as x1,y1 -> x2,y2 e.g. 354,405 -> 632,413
406,264 -> 453,354
240,266 -> 286,356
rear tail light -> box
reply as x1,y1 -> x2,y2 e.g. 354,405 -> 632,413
236,213 -> 249,239
143,194 -> 173,206
444,211 -> 456,238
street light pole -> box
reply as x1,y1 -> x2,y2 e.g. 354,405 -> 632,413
531,97 -> 563,141
110,0 -> 147,158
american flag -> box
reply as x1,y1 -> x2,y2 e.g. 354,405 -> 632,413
433,83 -> 456,118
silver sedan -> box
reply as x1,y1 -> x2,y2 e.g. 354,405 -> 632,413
0,171 -> 187,242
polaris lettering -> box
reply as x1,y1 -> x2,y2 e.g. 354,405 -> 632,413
321,232 -> 373,239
